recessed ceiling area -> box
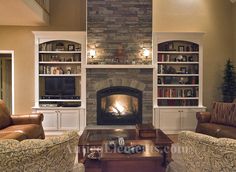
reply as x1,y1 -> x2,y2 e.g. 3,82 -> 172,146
0,0 -> 49,26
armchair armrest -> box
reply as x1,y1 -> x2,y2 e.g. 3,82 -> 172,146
196,112 -> 211,123
11,113 -> 44,125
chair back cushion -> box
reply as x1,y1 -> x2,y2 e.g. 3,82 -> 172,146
179,131 -> 236,172
0,100 -> 12,129
210,102 -> 236,127
0,131 -> 79,172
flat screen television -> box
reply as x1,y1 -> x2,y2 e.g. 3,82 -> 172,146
45,77 -> 75,96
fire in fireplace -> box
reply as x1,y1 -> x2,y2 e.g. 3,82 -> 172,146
97,86 -> 142,125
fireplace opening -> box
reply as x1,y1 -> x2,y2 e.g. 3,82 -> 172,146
97,86 -> 142,125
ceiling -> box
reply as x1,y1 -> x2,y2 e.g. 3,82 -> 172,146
0,0 -> 49,26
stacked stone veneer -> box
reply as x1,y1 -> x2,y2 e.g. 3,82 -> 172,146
86,69 -> 153,125
87,0 -> 152,64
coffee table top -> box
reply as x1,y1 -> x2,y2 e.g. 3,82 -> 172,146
78,128 -> 173,147
101,140 -> 162,161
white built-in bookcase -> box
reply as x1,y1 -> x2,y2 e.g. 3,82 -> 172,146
32,31 -> 86,135
153,32 -> 206,134
31,31 -> 207,135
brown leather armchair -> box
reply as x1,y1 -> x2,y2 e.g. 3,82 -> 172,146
0,100 -> 45,141
196,102 -> 236,139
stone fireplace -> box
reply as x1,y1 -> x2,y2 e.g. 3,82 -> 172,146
97,86 -> 142,125
86,69 -> 153,125
86,0 -> 153,126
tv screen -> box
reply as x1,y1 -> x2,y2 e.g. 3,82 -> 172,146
45,77 -> 75,96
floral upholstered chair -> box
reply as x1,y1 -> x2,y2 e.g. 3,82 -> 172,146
0,131 -> 84,172
167,131 -> 236,172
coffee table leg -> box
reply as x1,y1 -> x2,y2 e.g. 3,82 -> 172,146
156,145 -> 171,167
163,148 -> 167,167
78,146 -> 85,162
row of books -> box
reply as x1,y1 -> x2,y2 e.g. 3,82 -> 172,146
158,88 -> 198,97
157,54 -> 199,62
39,54 -> 81,62
158,76 -> 199,85
39,42 -> 81,51
158,42 -> 199,52
158,99 -> 198,106
39,65 -> 81,74
158,65 -> 198,75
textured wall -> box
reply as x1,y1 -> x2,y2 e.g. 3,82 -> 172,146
87,0 -> 152,64
86,69 -> 153,125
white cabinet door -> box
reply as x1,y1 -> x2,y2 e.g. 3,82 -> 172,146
181,108 -> 205,131
59,110 -> 80,130
33,107 -> 86,135
39,110 -> 58,130
159,109 -> 181,133
154,107 -> 206,134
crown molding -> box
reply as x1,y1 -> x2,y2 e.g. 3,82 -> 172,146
231,0 -> 236,3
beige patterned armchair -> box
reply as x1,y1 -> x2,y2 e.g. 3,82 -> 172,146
167,131 -> 236,172
0,131 -> 84,172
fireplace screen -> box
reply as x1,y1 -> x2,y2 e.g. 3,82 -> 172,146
97,86 -> 142,125
101,94 -> 138,116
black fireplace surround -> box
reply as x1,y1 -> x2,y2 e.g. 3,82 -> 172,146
97,86 -> 142,125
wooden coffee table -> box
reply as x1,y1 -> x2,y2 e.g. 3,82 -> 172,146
78,128 -> 173,172
101,140 -> 165,172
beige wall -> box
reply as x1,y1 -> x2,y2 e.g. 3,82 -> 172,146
0,0 -> 86,113
153,0 -> 234,109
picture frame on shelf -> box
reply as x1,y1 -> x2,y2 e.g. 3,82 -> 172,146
75,44 -> 81,51
68,44 -> 75,51
176,55 -> 183,62
178,46 -> 185,52
188,56 -> 194,62
180,67 -> 187,74
168,42 -> 175,51
158,78 -> 163,84
182,55 -> 187,62
185,89 -> 193,97
179,77 -> 188,84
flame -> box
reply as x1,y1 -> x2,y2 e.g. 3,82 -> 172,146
112,101 -> 125,114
